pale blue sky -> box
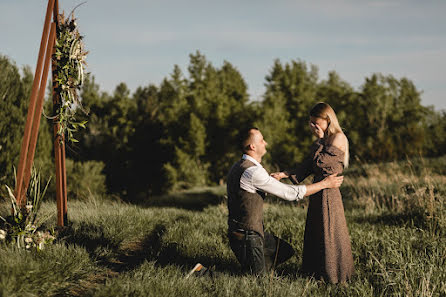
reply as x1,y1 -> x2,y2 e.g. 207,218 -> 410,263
1,0 -> 445,110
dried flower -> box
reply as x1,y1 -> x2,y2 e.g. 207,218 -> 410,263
0,229 -> 6,240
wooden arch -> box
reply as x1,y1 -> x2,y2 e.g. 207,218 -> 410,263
15,0 -> 68,226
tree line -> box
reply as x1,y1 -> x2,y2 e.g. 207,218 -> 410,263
1,52 -> 445,200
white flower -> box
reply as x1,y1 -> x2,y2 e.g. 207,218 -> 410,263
25,224 -> 36,232
26,204 -> 33,211
25,244 -> 31,249
25,237 -> 33,243
0,229 -> 6,240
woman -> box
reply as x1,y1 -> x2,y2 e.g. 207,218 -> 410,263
272,102 -> 354,283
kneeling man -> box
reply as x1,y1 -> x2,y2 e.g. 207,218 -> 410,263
226,128 -> 342,275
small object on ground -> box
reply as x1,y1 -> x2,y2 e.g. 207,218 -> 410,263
186,263 -> 208,278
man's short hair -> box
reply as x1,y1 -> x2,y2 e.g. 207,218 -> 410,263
239,127 -> 259,152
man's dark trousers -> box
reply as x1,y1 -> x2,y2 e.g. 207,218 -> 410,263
228,230 -> 295,275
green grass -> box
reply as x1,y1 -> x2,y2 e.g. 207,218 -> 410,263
0,158 -> 445,296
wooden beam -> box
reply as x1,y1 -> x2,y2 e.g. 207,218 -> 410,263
15,0 -> 55,206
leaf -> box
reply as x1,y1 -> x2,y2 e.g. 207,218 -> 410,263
5,185 -> 18,215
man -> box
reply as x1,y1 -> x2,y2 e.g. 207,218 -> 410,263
187,128 -> 343,277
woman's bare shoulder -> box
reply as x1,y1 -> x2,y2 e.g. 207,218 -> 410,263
328,132 -> 347,152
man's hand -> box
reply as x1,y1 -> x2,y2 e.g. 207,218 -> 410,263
304,173 -> 344,197
270,171 -> 289,181
310,122 -> 324,139
322,173 -> 343,188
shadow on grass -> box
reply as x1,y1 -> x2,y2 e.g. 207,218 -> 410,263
353,211 -> 428,228
137,188 -> 226,211
58,222 -> 121,256
58,221 -> 307,284
58,223 -> 166,273
58,222 -> 239,276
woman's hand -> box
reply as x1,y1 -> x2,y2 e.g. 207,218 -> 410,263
310,122 -> 324,139
270,171 -> 289,180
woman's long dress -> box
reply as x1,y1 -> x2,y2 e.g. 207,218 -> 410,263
289,141 -> 354,283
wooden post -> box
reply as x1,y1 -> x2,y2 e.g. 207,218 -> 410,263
22,24 -> 56,196
15,0 -> 56,206
51,0 -> 68,227
15,0 -> 68,227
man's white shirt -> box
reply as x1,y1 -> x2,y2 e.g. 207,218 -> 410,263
239,154 -> 307,201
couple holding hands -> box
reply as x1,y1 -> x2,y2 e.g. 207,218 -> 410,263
190,102 -> 354,284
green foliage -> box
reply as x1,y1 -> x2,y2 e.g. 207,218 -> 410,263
422,108 -> 446,157
355,74 -> 427,160
1,52 -> 444,197
0,56 -> 30,187
71,52 -> 253,196
53,11 -> 88,143
259,59 -> 319,169
65,159 -> 107,200
75,54 -> 444,196
0,56 -> 53,190
72,79 -> 136,195
163,112 -> 210,191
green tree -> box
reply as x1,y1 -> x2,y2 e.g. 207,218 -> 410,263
72,78 -> 137,195
358,74 -> 426,160
0,56 -> 52,188
258,59 -> 319,169
422,108 -> 446,157
159,52 -> 254,190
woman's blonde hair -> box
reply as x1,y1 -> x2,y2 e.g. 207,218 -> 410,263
310,102 -> 349,167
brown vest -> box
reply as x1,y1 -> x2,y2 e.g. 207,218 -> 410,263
227,158 -> 265,237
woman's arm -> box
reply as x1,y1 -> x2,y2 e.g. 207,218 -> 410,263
271,140 -> 322,184
286,154 -> 313,184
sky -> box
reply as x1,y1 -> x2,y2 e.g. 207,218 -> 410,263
1,0 -> 445,110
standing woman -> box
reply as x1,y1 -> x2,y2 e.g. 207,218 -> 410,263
272,102 -> 355,283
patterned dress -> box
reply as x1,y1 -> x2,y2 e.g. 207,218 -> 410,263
289,140 -> 354,283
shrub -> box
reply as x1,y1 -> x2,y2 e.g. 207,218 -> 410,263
65,159 -> 106,200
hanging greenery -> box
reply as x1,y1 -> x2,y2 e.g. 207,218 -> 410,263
53,11 -> 88,143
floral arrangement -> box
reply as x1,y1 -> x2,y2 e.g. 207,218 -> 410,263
0,169 -> 55,250
52,11 -> 88,143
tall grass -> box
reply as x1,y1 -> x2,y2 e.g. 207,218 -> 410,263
344,156 -> 445,235
0,157 -> 445,296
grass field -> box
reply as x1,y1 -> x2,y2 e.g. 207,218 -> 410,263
0,157 -> 445,297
